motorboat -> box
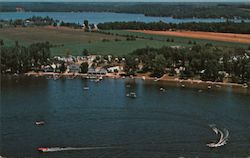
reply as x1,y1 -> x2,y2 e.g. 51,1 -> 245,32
160,88 -> 166,92
83,87 -> 89,90
35,121 -> 45,125
126,92 -> 137,98
38,147 -> 63,152
242,83 -> 248,88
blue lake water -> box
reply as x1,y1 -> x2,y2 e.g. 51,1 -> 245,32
0,12 -> 249,24
1,76 -> 250,158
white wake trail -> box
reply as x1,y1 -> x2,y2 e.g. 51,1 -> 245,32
207,125 -> 229,148
38,146 -> 121,152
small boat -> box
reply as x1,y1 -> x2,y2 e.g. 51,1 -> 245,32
207,85 -> 212,89
154,78 -> 160,82
142,76 -> 146,80
181,84 -> 185,88
126,92 -> 137,98
242,83 -> 248,88
35,121 -> 45,125
160,87 -> 166,92
38,147 -> 63,152
83,87 -> 89,90
215,85 -> 222,88
38,147 -> 50,152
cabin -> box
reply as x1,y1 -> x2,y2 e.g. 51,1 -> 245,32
68,64 -> 80,73
42,65 -> 54,72
99,68 -> 108,75
87,68 -> 107,75
107,66 -> 123,73
87,68 -> 97,75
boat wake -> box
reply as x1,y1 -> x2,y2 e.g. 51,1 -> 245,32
207,124 -> 229,148
38,146 -> 120,152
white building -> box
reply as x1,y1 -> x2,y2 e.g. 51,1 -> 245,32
107,66 -> 123,73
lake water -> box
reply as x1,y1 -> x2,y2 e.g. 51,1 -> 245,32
0,12 -> 249,24
1,76 -> 250,158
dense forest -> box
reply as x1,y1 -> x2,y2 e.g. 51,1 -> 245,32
124,45 -> 250,83
1,2 -> 250,19
98,21 -> 250,34
0,40 -> 51,74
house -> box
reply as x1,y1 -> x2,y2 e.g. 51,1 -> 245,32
107,66 -> 123,73
42,65 -> 54,72
87,67 -> 97,75
68,64 -> 80,73
87,67 -> 107,75
98,68 -> 108,75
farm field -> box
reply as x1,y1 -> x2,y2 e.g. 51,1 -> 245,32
106,30 -> 249,48
0,27 -> 248,56
129,30 -> 250,44
0,27 -> 186,56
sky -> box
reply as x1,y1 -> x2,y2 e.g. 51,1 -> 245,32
0,0 -> 249,2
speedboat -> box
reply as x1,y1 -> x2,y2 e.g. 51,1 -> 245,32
37,147 -> 62,152
38,147 -> 50,152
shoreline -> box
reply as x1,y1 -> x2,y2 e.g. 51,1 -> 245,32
2,72 -> 248,95
22,72 -> 249,93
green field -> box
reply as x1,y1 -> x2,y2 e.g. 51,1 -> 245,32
0,27 -> 248,56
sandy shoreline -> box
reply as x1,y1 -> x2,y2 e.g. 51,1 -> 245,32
23,72 -> 249,92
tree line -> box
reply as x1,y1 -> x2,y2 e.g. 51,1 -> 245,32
0,40 -> 51,74
97,21 -> 250,34
124,45 -> 250,83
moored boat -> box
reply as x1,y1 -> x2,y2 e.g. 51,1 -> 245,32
35,121 -> 45,125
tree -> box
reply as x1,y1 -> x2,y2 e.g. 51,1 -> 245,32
59,62 -> 66,73
80,62 -> 88,73
84,20 -> 89,31
0,39 -> 4,46
124,56 -> 138,76
151,54 -> 167,78
82,49 -> 89,56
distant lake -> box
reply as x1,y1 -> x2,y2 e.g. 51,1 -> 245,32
1,76 -> 250,158
0,12 -> 249,24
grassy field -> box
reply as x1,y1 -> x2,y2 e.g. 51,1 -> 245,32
0,27 -> 180,56
0,27 -> 248,56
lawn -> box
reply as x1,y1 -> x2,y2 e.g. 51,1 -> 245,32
1,27 -> 248,56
